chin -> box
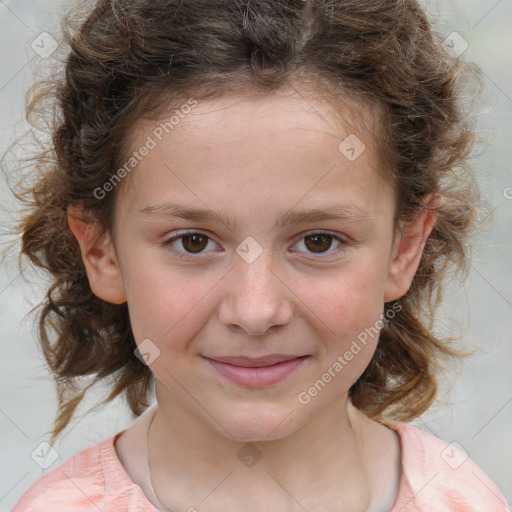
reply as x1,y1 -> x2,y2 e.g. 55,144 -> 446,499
210,403 -> 304,443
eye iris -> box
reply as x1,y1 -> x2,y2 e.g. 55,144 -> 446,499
182,234 -> 208,253
305,234 -> 332,253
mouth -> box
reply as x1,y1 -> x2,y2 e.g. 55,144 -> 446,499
202,354 -> 310,388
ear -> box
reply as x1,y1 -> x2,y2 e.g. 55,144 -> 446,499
67,205 -> 127,304
384,196 -> 439,302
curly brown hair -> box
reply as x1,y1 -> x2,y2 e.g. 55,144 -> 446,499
8,0 -> 485,446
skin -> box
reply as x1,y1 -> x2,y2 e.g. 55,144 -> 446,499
68,85 -> 436,512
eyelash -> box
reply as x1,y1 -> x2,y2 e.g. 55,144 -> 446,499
160,230 -> 348,260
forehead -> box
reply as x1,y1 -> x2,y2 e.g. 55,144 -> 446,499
123,83 -> 383,162
115,88 -> 392,224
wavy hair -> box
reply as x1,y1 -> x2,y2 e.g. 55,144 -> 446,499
7,0 -> 485,445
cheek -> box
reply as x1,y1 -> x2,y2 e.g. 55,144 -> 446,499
128,280 -> 210,346
297,264 -> 387,340
292,263 -> 389,389
119,247 -> 215,346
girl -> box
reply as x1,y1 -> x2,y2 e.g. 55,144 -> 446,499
9,0 -> 508,510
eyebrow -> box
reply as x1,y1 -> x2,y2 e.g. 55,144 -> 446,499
140,202 -> 371,229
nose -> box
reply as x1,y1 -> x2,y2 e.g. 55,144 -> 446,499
218,251 -> 293,336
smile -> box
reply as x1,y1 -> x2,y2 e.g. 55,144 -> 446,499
203,355 -> 310,388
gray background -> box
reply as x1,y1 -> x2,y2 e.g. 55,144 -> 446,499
1,0 -> 511,510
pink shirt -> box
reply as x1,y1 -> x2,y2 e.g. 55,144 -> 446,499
11,422 -> 508,511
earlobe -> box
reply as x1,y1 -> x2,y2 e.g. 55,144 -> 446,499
384,200 -> 438,302
67,205 -> 127,304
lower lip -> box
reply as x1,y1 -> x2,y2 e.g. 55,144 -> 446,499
205,356 -> 309,388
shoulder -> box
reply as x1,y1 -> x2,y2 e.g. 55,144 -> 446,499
391,422 -> 509,512
11,433 -> 158,512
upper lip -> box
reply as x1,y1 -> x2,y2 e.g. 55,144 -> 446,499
204,354 -> 307,367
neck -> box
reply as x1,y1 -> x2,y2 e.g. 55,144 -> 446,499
147,383 -> 379,512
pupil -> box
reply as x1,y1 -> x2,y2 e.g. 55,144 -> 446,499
184,234 -> 207,253
305,235 -> 332,253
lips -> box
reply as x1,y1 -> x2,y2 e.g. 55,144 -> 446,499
203,354 -> 309,388
207,354 -> 305,367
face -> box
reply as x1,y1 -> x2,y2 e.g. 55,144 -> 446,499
76,87 -> 429,442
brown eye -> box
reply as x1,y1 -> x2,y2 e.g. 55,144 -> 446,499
180,234 -> 209,253
304,234 -> 334,253
162,232 -> 217,257
292,232 -> 344,256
